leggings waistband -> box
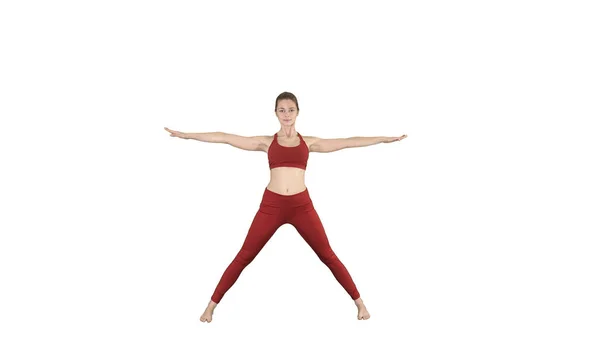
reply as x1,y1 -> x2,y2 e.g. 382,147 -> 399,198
261,187 -> 312,207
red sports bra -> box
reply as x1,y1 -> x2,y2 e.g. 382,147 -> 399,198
268,132 -> 309,170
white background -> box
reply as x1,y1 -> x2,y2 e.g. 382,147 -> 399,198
1,0 -> 599,336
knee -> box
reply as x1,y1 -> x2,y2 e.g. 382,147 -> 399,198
233,249 -> 256,266
318,250 -> 338,265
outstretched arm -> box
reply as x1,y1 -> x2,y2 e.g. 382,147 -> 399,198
309,135 -> 407,153
164,127 -> 267,151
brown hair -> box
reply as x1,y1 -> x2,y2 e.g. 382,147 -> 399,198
275,92 -> 299,111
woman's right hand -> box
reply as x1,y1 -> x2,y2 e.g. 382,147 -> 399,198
164,127 -> 190,139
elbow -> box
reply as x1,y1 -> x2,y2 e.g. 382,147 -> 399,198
215,132 -> 229,144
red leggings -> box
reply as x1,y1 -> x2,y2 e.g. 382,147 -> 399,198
210,187 -> 361,303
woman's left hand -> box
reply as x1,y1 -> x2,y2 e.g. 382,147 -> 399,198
383,135 -> 407,143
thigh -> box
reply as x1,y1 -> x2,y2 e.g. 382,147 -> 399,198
289,203 -> 332,252
239,203 -> 284,253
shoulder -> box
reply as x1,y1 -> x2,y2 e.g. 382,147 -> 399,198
254,135 -> 275,152
249,135 -> 274,143
301,135 -> 319,147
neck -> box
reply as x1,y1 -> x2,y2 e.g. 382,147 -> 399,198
279,125 -> 297,137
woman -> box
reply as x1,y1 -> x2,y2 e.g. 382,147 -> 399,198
164,92 -> 407,322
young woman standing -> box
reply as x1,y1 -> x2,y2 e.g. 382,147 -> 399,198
165,92 -> 407,322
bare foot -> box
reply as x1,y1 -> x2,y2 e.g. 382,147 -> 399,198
354,298 -> 371,320
200,300 -> 217,323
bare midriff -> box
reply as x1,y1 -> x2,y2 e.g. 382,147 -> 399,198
266,167 -> 307,195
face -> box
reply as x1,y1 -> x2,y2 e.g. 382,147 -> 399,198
275,99 -> 299,125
